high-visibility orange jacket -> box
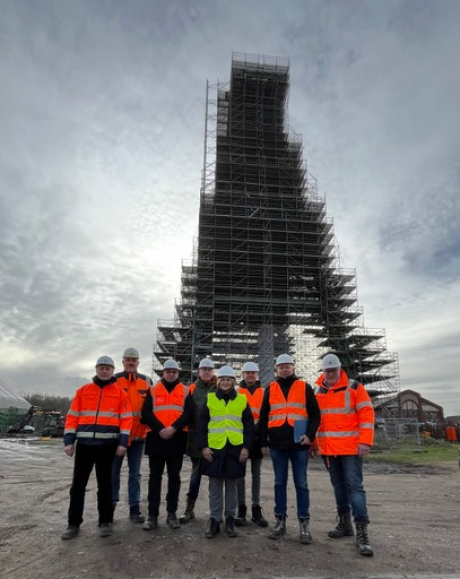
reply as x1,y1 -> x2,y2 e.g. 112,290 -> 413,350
149,382 -> 189,428
114,371 -> 151,443
268,380 -> 308,428
314,370 -> 374,455
64,379 -> 132,447
238,384 -> 264,425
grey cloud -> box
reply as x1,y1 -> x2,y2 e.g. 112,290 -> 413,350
1,0 -> 460,416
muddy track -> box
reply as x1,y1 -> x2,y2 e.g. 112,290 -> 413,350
1,439 -> 459,579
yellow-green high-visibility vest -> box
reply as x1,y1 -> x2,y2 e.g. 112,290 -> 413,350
207,393 -> 247,449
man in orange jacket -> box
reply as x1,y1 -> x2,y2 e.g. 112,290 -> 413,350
61,356 -> 132,540
112,347 -> 152,523
313,353 -> 375,556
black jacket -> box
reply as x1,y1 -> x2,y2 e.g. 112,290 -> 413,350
258,375 -> 321,450
141,378 -> 194,456
198,388 -> 254,478
238,380 -> 264,459
186,377 -> 218,458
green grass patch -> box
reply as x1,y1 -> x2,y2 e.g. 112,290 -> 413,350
370,440 -> 459,465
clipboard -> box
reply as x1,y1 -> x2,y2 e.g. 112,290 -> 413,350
293,419 -> 308,443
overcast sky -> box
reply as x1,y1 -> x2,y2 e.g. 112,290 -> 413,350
1,0 -> 459,416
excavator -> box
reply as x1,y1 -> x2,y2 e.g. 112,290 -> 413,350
7,406 -> 65,437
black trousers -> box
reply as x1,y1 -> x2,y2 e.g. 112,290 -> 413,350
147,454 -> 184,517
68,441 -> 117,527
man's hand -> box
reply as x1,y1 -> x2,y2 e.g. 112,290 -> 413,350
239,448 -> 249,463
160,426 -> 177,440
64,444 -> 75,457
261,446 -> 270,456
309,446 -> 318,459
299,434 -> 311,446
357,443 -> 371,458
116,445 -> 127,457
202,447 -> 214,462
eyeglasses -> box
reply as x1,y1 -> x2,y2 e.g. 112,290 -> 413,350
324,368 -> 339,373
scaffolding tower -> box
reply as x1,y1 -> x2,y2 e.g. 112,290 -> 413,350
153,53 -> 399,397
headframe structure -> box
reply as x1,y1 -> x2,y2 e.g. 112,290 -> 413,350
153,53 -> 399,399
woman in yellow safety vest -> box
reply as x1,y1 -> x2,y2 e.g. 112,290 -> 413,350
198,365 -> 254,539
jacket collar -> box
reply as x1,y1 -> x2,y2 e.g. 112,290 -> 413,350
240,380 -> 261,391
121,370 -> 139,381
196,376 -> 217,389
93,376 -> 117,388
160,377 -> 181,389
216,388 -> 237,401
315,369 -> 349,391
276,375 -> 297,388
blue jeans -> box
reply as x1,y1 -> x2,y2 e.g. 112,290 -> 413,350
327,455 -> 369,523
186,457 -> 203,501
111,440 -> 145,509
269,448 -> 310,519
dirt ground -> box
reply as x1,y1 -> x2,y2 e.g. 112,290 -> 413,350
1,438 -> 459,579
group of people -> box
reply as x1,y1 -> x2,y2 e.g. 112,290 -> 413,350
61,348 -> 375,557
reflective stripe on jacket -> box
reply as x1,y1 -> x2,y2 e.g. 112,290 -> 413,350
149,382 -> 188,428
115,372 -> 151,443
64,382 -> 132,446
238,386 -> 264,424
314,370 -> 374,455
207,393 -> 247,449
268,380 -> 308,428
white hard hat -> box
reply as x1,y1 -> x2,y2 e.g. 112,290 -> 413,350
122,347 -> 139,358
242,361 -> 259,372
199,358 -> 214,369
276,354 -> 294,366
163,359 -> 180,371
217,365 -> 236,379
96,355 -> 115,368
322,354 -> 341,371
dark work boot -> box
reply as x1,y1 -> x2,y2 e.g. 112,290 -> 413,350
234,504 -> 247,526
328,513 -> 355,539
225,516 -> 237,538
129,506 -> 145,524
356,522 -> 374,556
299,517 -> 312,544
179,498 -> 196,524
328,512 -> 354,538
99,522 -> 113,537
166,512 -> 180,529
143,516 -> 158,531
205,518 -> 220,539
251,505 -> 268,527
268,515 -> 286,540
61,525 -> 79,540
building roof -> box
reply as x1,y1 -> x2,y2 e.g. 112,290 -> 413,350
0,377 -> 31,410
374,389 -> 444,412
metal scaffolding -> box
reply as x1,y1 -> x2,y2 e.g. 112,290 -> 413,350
153,53 -> 400,399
